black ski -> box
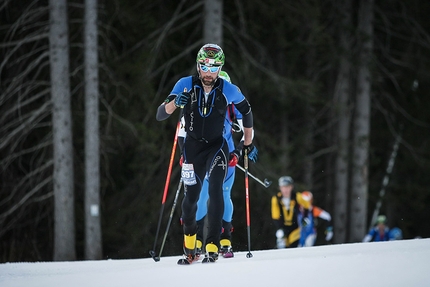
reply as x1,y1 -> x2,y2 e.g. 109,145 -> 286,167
177,254 -> 199,265
177,258 -> 193,265
201,257 -> 216,263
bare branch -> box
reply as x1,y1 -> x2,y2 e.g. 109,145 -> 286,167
0,101 -> 50,150
0,175 -> 52,220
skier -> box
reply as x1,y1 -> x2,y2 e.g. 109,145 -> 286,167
297,191 -> 333,247
271,176 -> 310,248
156,44 -> 258,264
363,215 -> 390,242
178,71 -> 248,259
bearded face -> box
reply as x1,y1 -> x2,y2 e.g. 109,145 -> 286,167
197,64 -> 221,87
201,74 -> 217,86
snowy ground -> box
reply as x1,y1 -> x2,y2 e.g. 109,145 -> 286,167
1,238 -> 429,287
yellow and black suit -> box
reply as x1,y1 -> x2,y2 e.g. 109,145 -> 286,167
271,192 -> 310,248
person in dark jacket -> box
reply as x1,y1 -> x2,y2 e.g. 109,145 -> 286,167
271,176 -> 310,248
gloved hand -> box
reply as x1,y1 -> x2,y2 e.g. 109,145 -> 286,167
325,226 -> 333,241
174,92 -> 191,108
179,155 -> 184,167
301,217 -> 311,227
276,229 -> 284,239
243,143 -> 258,163
276,229 -> 286,249
228,151 -> 239,167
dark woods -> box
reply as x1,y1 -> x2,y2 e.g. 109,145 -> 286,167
1,0 -> 430,262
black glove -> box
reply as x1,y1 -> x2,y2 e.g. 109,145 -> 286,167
243,143 -> 258,163
174,92 -> 191,108
235,141 -> 244,153
325,226 -> 334,241
301,217 -> 311,227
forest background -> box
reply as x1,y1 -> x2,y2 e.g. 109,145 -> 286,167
1,0 -> 430,262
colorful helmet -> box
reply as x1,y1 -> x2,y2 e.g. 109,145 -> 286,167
377,215 -> 387,224
278,176 -> 294,187
219,71 -> 231,83
196,44 -> 225,67
301,191 -> 313,203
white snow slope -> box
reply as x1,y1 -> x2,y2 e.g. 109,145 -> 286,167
1,238 -> 430,287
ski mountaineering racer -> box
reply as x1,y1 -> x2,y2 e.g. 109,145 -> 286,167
178,70 -> 250,259
156,44 -> 258,264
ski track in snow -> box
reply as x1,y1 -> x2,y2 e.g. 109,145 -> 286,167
1,238 -> 430,287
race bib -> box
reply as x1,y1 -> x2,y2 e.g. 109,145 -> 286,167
182,163 -> 197,185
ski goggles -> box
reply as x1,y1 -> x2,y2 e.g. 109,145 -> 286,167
199,64 -> 221,73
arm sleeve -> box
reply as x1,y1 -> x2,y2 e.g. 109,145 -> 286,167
363,229 -> 375,242
313,207 -> 332,231
156,103 -> 170,121
235,99 -> 253,128
313,207 -> 332,222
224,82 -> 252,128
271,196 -> 283,229
363,234 -> 372,242
156,94 -> 176,121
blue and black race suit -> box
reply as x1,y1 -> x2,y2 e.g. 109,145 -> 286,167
157,75 -> 253,248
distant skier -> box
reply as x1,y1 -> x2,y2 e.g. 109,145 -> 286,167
297,191 -> 333,247
271,176 -> 310,248
363,215 -> 389,242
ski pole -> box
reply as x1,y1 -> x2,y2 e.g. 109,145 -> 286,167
236,164 -> 272,188
149,118 -> 181,261
244,149 -> 253,258
155,178 -> 183,261
369,131 -> 401,229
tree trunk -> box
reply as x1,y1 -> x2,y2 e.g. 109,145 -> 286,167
280,112 -> 290,175
276,51 -> 290,176
303,34 -> 317,189
84,0 -> 102,260
203,0 -> 223,45
333,0 -> 353,244
49,0 -> 76,261
349,0 -> 374,242
303,108 -> 314,189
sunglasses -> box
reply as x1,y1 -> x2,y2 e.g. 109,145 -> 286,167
199,64 -> 221,73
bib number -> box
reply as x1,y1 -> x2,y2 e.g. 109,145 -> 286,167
182,163 -> 197,185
